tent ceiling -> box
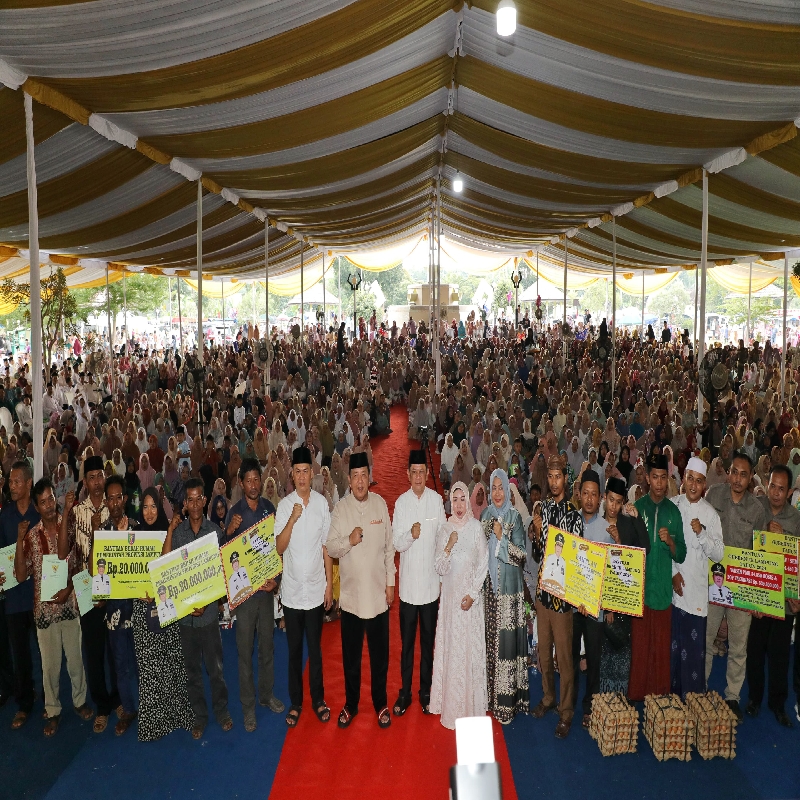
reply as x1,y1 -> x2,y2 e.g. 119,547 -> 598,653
0,0 -> 799,283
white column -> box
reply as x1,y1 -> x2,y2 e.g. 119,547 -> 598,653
105,264 -> 113,399
221,281 -> 225,338
197,181 -> 203,354
435,180 -> 442,393
300,245 -> 305,350
25,93 -> 43,481
697,169 -> 709,421
168,277 -> 172,348
781,254 -> 789,401
265,221 -> 270,390
694,262 -> 699,347
611,218 -> 617,396
562,239 -> 568,362
746,260 -> 753,343
123,271 -> 127,350
251,281 -> 256,335
322,252 -> 326,334
177,278 -> 183,354
641,272 -> 645,338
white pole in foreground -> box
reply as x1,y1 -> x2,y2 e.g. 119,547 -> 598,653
641,272 -> 645,339
611,218 -> 617,396
435,179 -> 442,393
563,239 -> 568,362
123,270 -> 127,351
300,245 -> 305,350
105,264 -> 113,399
168,277 -> 172,348
177,278 -> 183,354
25,93 -> 43,481
697,169 -> 709,422
323,252 -> 326,335
197,180 -> 203,354
746,260 -> 753,344
265,221 -> 270,391
781,254 -> 789,402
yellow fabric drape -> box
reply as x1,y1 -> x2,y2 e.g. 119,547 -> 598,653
339,235 -> 426,272
615,271 -> 678,296
708,263 -> 778,294
790,276 -> 800,300
260,261 -> 325,297
523,257 -> 602,289
182,279 -> 245,299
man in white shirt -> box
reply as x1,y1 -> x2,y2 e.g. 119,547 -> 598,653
391,449 -> 446,716
671,457 -> 724,698
275,446 -> 333,727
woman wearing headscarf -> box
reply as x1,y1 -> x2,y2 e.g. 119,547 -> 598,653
124,458 -> 142,518
566,436 -> 584,476
137,453 -> 156,491
330,452 -> 348,500
706,457 -> 728,488
429,482 -> 489,730
208,493 -> 229,528
458,439 -> 476,475
132,487 -> 193,741
111,448 -> 126,477
440,434 -> 459,476
470,422 -> 484,461
616,445 -> 634,488
470,482 -> 488,520
741,430 -> 758,463
479,469 -> 529,723
450,454 -> 471,489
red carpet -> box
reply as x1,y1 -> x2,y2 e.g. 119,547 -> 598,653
269,405 -> 518,800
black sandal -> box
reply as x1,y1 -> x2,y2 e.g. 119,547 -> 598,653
393,693 -> 410,717
285,706 -> 302,728
377,706 -> 392,729
337,706 -> 357,729
314,702 -> 330,723
420,695 -> 432,715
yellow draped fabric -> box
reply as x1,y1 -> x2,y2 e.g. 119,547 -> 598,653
522,257 -> 601,289
182,279 -> 246,299
707,262 -> 778,294
615,271 -> 679,296
791,275 -> 800,300
260,263 -> 325,297
339,235 -> 426,272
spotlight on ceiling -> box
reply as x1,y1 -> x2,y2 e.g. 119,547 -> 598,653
453,173 -> 464,193
496,0 -> 517,36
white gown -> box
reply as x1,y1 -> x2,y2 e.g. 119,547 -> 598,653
429,516 -> 489,730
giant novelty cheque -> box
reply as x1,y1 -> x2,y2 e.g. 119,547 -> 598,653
148,532 -> 226,626
541,527 -> 606,617
708,546 -> 785,619
220,514 -> 282,610
752,530 -> 799,600
91,530 -> 166,601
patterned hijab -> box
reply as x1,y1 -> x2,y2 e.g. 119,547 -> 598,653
448,481 -> 473,530
487,468 -> 511,518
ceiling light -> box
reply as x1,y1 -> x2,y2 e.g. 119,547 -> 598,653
497,0 -> 516,36
453,174 -> 464,193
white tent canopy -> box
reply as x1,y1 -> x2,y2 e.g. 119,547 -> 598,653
285,283 -> 340,307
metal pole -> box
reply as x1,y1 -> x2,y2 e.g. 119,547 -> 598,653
197,180 -> 203,355
435,178 -> 442,393
694,262 -> 699,348
123,271 -> 127,353
747,260 -> 753,343
337,256 -> 342,328
323,252 -> 326,336
252,281 -> 256,337
698,169 -> 709,421
641,272 -> 645,339
25,93 -> 43,481
563,239 -> 568,362
611,218 -> 617,396
105,264 -> 113,400
221,281 -> 225,343
265,221 -> 270,390
168,276 -> 172,348
177,278 -> 183,354
781,254 -> 789,401
300,245 -> 304,350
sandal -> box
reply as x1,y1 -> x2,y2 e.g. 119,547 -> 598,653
393,693 -> 410,717
74,703 -> 94,721
314,702 -> 330,723
43,715 -> 60,737
11,711 -> 29,730
377,706 -> 392,729
337,706 -> 357,729
285,706 -> 302,728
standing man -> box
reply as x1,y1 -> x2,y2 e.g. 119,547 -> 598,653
392,449 -> 446,716
571,471 -> 611,728
0,461 -> 40,729
93,475 -> 139,736
223,458 -> 284,732
163,478 -> 232,739
671,457 -> 724,698
629,453 -> 686,701
531,455 -> 583,739
746,464 -> 800,727
14,478 -> 92,736
705,451 -> 766,720
275,446 -> 333,727
59,454 -> 119,733
325,452 -> 395,730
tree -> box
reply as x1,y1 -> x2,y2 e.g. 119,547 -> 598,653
647,282 -> 690,323
372,263 -> 411,307
0,267 -> 82,367
73,274 -> 168,336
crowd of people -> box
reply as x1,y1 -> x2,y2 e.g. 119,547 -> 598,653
0,315 -> 797,747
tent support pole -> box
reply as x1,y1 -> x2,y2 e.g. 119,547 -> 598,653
747,260 -> 753,344
611,218 -> 617,397
562,239 -> 568,363
105,264 -> 113,400
265,221 -> 270,391
698,169 -> 709,422
300,246 -> 304,350
25,94 -> 43,480
197,180 -> 203,355
781,254 -> 789,402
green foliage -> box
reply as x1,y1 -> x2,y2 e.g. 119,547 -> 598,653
492,277 -> 513,312
372,263 -> 411,306
0,267 -> 82,367
647,281 -> 690,322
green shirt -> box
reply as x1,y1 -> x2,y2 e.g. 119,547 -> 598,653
635,493 -> 686,611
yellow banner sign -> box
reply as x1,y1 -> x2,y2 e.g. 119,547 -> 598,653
753,531 -> 799,599
600,544 -> 646,617
91,530 -> 166,601
541,526 -> 606,617
220,515 -> 282,610
148,532 -> 226,626
708,546 -> 785,619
